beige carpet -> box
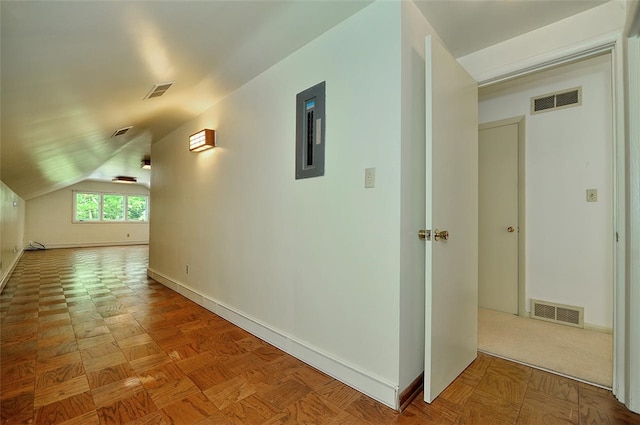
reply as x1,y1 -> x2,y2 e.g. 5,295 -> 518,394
478,308 -> 613,387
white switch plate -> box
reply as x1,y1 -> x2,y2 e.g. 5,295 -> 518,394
365,168 -> 375,188
586,189 -> 598,202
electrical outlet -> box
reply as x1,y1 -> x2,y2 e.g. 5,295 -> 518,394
365,167 -> 376,188
586,189 -> 598,202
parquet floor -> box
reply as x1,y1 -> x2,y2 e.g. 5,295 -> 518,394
1,247 -> 639,425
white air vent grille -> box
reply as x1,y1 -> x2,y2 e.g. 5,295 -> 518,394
144,81 -> 174,100
111,126 -> 132,138
531,87 -> 582,114
531,299 -> 584,328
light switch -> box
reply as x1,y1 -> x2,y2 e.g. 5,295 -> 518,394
586,189 -> 598,202
365,168 -> 375,188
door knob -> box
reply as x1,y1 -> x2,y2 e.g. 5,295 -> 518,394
434,229 -> 449,241
418,229 -> 431,241
507,226 -> 515,233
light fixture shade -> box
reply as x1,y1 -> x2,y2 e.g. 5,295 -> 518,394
112,176 -> 137,183
141,159 -> 151,169
189,129 -> 216,152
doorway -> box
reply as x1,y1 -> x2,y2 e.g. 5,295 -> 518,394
476,53 -> 615,385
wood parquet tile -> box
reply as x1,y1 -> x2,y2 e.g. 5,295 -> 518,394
2,246 -> 639,424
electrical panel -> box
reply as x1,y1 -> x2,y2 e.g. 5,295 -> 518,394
296,81 -> 326,179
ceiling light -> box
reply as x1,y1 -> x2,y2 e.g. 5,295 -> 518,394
141,159 -> 151,170
189,129 -> 216,152
144,81 -> 174,100
112,176 -> 137,184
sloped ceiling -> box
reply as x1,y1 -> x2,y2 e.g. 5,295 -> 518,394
0,0 -> 373,200
0,0 -> 616,200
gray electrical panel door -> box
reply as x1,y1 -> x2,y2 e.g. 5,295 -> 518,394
296,81 -> 325,179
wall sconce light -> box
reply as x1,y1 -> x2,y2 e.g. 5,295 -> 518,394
189,129 -> 216,152
112,176 -> 137,184
141,159 -> 151,169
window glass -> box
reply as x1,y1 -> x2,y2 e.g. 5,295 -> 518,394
74,191 -> 148,223
75,193 -> 101,221
103,194 -> 125,221
127,196 -> 148,221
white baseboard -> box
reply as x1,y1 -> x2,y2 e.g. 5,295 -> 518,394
1,249 -> 24,293
584,323 -> 613,334
146,268 -> 399,409
37,241 -> 149,249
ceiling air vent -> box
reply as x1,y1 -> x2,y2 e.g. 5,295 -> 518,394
531,87 -> 581,115
111,126 -> 132,138
144,81 -> 174,100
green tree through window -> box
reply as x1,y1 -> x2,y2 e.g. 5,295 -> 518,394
127,196 -> 147,221
75,193 -> 101,221
74,192 -> 148,222
103,194 -> 124,221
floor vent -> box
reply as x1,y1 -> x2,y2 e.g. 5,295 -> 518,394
531,87 -> 581,114
530,299 -> 584,328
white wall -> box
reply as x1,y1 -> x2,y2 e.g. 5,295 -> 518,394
478,54 -> 614,329
1,181 -> 25,290
25,180 -> 149,248
150,1 -> 406,407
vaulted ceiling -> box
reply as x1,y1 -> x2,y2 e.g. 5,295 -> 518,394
0,0 -> 614,200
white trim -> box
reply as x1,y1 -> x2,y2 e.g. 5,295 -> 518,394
0,249 -> 23,292
40,242 -> 149,249
146,267 -> 400,410
584,323 -> 614,334
478,37 -> 617,87
624,34 -> 640,414
423,34 -> 434,403
472,32 -> 620,87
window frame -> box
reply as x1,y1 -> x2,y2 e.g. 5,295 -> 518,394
73,191 -> 149,223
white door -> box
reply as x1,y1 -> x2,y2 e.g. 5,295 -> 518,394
478,123 -> 519,314
424,35 -> 478,403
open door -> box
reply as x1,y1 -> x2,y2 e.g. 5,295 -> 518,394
423,35 -> 478,403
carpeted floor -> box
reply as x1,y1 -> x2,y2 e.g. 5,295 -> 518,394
478,308 -> 613,388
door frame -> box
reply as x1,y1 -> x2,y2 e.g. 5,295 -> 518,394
478,116 -> 526,316
477,35 -> 631,405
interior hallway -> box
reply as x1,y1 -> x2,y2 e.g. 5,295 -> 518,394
1,246 -> 638,424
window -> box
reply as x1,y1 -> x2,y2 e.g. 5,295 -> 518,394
75,193 -> 101,221
74,191 -> 148,223
127,195 -> 148,221
103,194 -> 124,221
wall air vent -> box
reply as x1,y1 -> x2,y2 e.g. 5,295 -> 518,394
111,126 -> 132,138
531,299 -> 584,328
144,81 -> 174,100
531,87 -> 582,114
